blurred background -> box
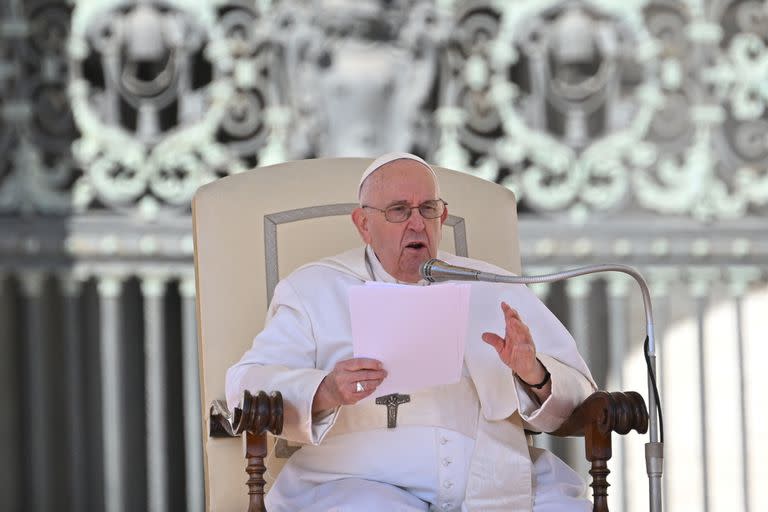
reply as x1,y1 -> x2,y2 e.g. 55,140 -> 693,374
1,0 -> 767,511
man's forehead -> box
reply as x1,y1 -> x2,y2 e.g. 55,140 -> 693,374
368,162 -> 438,198
376,159 -> 435,181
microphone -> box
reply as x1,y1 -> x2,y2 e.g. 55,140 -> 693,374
420,258 -> 664,512
419,259 -> 507,282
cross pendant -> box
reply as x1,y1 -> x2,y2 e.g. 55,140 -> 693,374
375,393 -> 411,428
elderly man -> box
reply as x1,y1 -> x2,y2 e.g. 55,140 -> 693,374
226,153 -> 596,511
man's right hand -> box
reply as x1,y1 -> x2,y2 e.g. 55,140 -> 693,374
312,358 -> 387,412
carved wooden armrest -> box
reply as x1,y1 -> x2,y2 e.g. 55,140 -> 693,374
209,390 -> 284,512
550,391 -> 649,512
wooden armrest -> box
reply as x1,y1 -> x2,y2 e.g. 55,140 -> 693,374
551,390 -> 648,437
209,390 -> 284,512
210,390 -> 284,438
550,391 -> 649,512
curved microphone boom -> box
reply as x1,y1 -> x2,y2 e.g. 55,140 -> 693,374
420,258 -> 664,512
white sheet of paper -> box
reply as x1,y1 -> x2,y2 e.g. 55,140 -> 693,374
349,282 -> 471,398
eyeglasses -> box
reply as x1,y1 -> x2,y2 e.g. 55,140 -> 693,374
362,199 -> 447,223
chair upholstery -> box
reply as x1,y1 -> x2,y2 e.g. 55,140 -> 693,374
192,157 -> 522,511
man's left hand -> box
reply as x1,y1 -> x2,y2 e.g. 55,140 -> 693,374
481,301 -> 547,386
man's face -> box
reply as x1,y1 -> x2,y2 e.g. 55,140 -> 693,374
352,159 -> 447,282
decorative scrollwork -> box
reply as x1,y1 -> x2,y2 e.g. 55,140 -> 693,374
0,0 -> 80,215
441,0 -> 768,221
67,1 -> 278,217
1,0 -> 767,221
270,0 -> 450,159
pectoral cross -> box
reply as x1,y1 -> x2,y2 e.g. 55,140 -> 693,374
375,393 -> 410,428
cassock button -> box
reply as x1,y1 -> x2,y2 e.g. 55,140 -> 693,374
440,436 -> 449,445
442,457 -> 452,466
442,503 -> 452,510
443,480 -> 453,489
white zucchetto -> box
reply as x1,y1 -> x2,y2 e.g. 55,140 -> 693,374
358,152 -> 438,201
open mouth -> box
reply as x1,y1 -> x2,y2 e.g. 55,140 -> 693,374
404,242 -> 427,250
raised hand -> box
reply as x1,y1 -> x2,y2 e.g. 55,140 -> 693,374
312,357 -> 387,412
481,302 -> 547,386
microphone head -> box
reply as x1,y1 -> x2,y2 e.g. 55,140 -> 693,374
420,258 -> 441,282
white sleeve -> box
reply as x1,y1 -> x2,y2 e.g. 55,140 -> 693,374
225,277 -> 340,445
514,354 -> 596,433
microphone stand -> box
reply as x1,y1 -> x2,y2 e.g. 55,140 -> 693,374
421,260 -> 663,512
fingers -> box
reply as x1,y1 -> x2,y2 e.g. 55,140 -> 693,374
351,378 -> 385,396
481,332 -> 505,352
338,357 -> 384,371
328,359 -> 388,406
502,302 -> 523,332
340,376 -> 385,404
502,301 -> 519,319
501,302 -> 533,346
482,302 -> 539,373
334,363 -> 387,385
314,360 -> 388,411
349,369 -> 388,382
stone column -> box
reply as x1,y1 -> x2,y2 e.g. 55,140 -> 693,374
648,267 -> 676,512
565,276 -> 594,476
526,272 -> 554,454
20,271 -> 50,512
97,274 -> 126,512
606,274 -> 631,512
726,267 -> 761,512
180,275 -> 205,512
566,277 -> 594,369
141,274 -> 169,512
0,271 -> 20,512
61,272 -> 87,512
689,268 -> 718,512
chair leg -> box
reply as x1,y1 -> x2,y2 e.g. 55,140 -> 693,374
246,432 -> 267,512
586,426 -> 611,512
551,391 -> 648,512
209,391 -> 282,512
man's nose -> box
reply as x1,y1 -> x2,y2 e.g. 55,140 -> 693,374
406,208 -> 426,230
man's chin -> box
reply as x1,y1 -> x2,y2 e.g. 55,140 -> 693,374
399,251 -> 432,281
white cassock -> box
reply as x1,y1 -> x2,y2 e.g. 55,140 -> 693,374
227,246 -> 597,512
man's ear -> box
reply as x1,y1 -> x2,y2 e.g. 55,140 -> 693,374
351,207 -> 372,244
440,204 -> 448,225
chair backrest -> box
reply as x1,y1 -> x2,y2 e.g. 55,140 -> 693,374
192,157 -> 521,511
